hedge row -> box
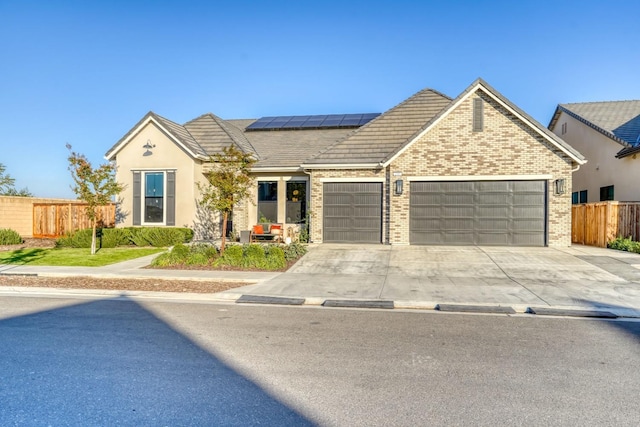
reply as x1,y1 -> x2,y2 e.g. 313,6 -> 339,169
56,227 -> 194,248
151,242 -> 307,271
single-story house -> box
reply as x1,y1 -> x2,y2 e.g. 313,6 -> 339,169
105,78 -> 585,247
548,100 -> 640,203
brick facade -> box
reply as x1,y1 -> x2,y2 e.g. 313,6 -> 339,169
307,90 -> 574,247
308,169 -> 385,243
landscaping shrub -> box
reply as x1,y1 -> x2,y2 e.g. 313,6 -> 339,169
56,229 -> 93,248
265,245 -> 286,269
185,252 -> 210,266
608,236 -> 640,254
56,228 -> 131,248
150,252 -> 174,267
101,228 -> 133,247
282,242 -> 307,261
215,244 -> 244,266
149,243 -> 191,267
0,228 -> 22,245
243,244 -> 266,268
190,242 -> 218,259
127,227 -> 193,247
150,241 -> 306,271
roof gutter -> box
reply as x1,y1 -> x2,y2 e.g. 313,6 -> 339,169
250,166 -> 303,173
300,162 -> 384,170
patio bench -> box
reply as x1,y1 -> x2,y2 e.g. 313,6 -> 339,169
250,223 -> 283,243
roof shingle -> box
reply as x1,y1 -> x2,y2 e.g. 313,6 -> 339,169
303,89 -> 452,165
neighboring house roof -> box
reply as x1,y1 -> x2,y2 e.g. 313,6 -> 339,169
548,100 -> 640,159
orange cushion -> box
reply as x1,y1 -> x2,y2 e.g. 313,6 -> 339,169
253,225 -> 264,234
270,224 -> 281,231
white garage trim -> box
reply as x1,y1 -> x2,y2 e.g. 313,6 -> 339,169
319,177 -> 385,183
406,175 -> 552,182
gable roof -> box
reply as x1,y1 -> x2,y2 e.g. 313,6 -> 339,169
548,100 -> 640,159
105,111 -> 207,160
107,78 -> 586,169
304,78 -> 585,168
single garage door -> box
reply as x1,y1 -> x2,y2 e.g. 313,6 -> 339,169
323,182 -> 382,243
410,180 -> 546,246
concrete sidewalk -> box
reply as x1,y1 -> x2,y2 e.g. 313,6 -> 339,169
1,245 -> 640,318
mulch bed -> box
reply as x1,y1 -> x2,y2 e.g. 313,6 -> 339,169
0,275 -> 248,293
0,238 -> 250,293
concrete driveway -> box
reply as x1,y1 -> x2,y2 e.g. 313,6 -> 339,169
237,244 -> 640,316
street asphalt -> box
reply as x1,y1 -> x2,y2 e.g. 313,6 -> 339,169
1,244 -> 640,318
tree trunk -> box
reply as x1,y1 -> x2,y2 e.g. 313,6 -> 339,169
220,211 -> 228,253
91,218 -> 97,255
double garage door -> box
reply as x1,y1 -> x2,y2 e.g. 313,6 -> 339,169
410,180 -> 547,246
322,180 -> 547,246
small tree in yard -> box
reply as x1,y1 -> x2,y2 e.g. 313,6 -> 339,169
66,144 -> 124,255
0,163 -> 32,197
198,144 -> 256,253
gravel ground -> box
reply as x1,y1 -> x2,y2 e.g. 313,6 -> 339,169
0,239 -> 248,293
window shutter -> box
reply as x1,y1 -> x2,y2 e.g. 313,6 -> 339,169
133,171 -> 141,225
166,170 -> 176,226
473,98 -> 484,132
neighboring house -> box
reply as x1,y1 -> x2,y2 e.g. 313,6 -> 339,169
549,100 -> 640,203
105,78 -> 585,247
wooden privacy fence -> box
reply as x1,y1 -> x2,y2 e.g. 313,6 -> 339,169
572,201 -> 640,247
33,203 -> 116,238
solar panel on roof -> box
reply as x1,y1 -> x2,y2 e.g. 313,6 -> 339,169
245,113 -> 381,131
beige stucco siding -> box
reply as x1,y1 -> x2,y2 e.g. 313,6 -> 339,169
552,112 -> 639,202
387,91 -> 574,246
113,122 -> 204,229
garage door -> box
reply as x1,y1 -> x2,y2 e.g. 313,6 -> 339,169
323,182 -> 382,243
410,181 -> 546,246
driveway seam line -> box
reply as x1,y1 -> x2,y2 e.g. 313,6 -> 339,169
378,246 -> 392,299
478,247 -> 552,306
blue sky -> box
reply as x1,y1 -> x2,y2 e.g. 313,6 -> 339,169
1,0 -> 638,198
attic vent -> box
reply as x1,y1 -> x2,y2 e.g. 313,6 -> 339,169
473,98 -> 484,132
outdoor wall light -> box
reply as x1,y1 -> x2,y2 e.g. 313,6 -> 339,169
143,140 -> 156,156
554,178 -> 566,195
394,179 -> 403,195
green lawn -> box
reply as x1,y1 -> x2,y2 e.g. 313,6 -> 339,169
0,247 -> 165,267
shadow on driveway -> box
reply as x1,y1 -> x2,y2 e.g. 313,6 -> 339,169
0,298 -> 314,426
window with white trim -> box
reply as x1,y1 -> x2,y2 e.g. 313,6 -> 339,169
286,181 -> 307,224
257,181 -> 278,223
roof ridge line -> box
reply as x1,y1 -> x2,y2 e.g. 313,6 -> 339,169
209,113 -> 261,159
304,88 -> 451,163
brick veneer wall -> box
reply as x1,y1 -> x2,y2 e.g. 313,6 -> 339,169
388,90 -> 574,247
0,196 -> 84,237
308,169 -> 386,243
